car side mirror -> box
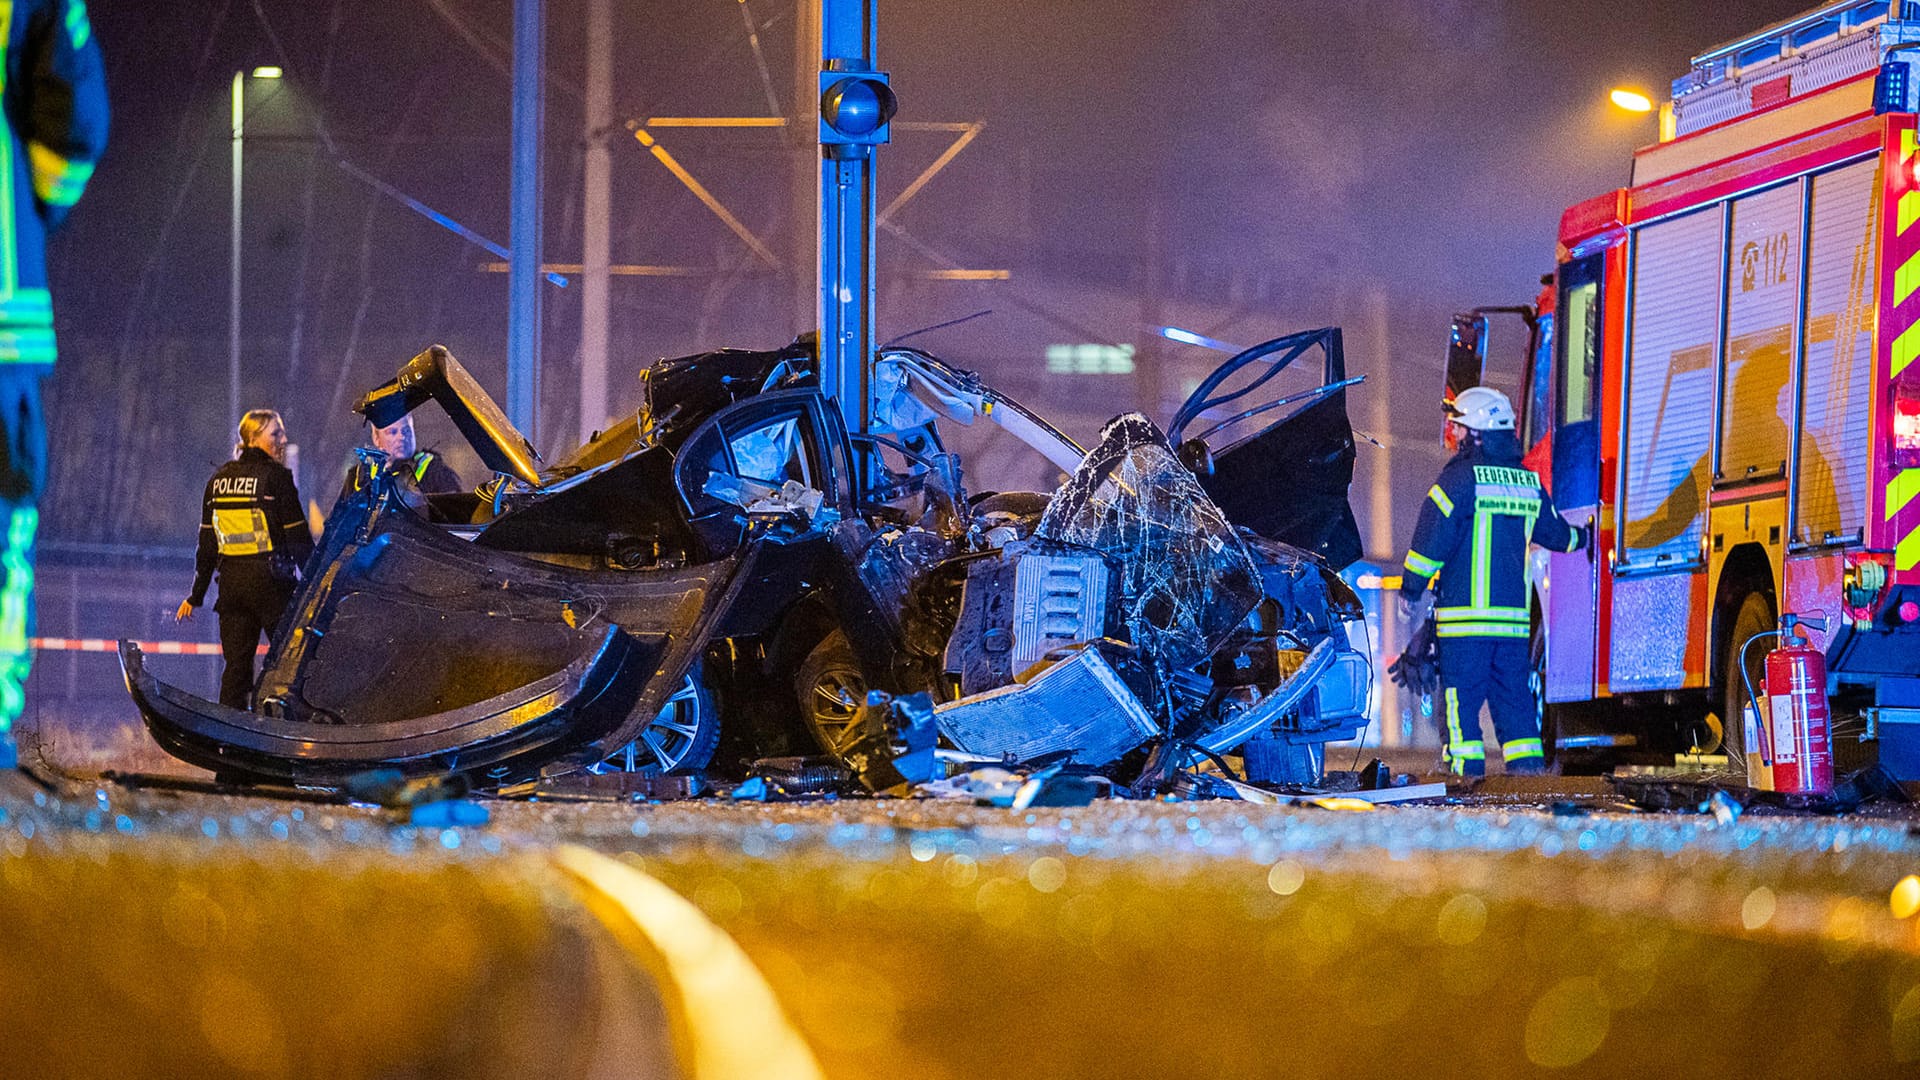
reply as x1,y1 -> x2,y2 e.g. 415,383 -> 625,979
1177,437 -> 1214,477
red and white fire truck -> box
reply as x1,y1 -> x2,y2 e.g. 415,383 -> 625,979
1448,0 -> 1920,778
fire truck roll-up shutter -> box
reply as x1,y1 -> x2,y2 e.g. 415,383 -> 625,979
1720,183 -> 1799,486
1795,158 -> 1881,548
1623,206 -> 1722,570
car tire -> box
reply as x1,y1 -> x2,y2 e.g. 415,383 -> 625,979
794,630 -> 867,757
625,663 -> 721,775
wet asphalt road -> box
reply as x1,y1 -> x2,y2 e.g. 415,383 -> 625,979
7,762 -> 1920,1079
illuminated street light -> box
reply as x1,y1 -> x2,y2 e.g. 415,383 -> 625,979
232,67 -> 283,424
1609,88 -> 1654,113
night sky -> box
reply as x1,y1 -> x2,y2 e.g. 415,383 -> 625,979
48,0 -> 1813,551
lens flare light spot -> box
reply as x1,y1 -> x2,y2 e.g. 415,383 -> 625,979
1436,893 -> 1489,946
1524,976 -> 1611,1069
1267,860 -> 1305,896
1027,857 -> 1067,894
1892,875 -> 1920,920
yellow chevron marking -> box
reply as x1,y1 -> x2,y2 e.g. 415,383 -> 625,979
1900,525 -> 1920,572
1895,319 -> 1920,378
1898,250 -> 1920,306
1892,469 -> 1920,521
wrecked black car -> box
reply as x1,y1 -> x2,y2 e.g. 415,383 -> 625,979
121,328 -> 1370,792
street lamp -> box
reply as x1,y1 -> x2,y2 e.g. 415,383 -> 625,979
231,66 -> 282,426
1608,88 -> 1654,113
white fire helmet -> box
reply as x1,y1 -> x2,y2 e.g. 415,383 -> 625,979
1446,386 -> 1516,432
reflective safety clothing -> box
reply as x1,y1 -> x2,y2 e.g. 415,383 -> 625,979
1399,433 -> 1584,773
1398,436 -> 1583,641
0,0 -> 109,368
191,447 -> 313,709
340,447 -> 462,500
0,1 -> 105,735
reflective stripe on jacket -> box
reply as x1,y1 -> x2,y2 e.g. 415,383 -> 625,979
1398,435 -> 1583,639
189,448 -> 314,606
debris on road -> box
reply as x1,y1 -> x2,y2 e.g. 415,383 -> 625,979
1608,765 -> 1913,815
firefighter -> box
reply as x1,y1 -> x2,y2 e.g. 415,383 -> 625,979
340,414 -> 461,499
175,410 -> 315,710
0,1 -> 108,755
1397,386 -> 1588,776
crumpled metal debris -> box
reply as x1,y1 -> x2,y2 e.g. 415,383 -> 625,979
1036,414 -> 1261,668
344,768 -> 491,825
747,756 -> 855,797
1607,765 -> 1911,814
935,642 -> 1156,766
345,768 -> 468,808
918,766 -> 1025,805
1010,763 -> 1111,809
836,690 -> 939,794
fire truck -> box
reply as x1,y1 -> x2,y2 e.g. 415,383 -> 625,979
1446,0 -> 1920,777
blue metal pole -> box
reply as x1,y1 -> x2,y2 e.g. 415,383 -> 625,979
818,0 -> 879,434
508,0 -> 545,444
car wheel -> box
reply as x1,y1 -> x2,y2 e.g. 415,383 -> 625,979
794,630 -> 867,756
1715,588 -> 1775,769
612,664 -> 720,775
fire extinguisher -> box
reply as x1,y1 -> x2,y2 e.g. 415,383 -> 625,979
1738,613 -> 1832,795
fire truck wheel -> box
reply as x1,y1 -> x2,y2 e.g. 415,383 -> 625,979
1530,618 -> 1558,772
1716,589 -> 1776,763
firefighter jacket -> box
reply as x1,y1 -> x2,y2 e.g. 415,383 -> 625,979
0,0 -> 108,366
190,448 -> 314,607
1397,433 -> 1585,640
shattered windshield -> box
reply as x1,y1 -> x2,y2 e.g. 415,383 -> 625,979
1035,413 -> 1262,668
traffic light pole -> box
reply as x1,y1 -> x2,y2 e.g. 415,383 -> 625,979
507,0 -> 545,445
817,0 -> 889,435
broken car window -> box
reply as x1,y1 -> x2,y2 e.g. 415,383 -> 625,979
729,416 -> 809,486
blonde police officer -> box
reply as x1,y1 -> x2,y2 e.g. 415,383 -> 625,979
175,410 -> 314,710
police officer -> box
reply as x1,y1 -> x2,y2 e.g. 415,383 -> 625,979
0,1 -> 107,753
1397,386 -> 1587,776
341,414 -> 461,499
175,410 -> 315,710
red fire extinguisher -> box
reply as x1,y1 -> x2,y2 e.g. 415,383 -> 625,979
1741,614 -> 1832,795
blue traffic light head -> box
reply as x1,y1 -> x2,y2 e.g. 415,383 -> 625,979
819,71 -> 896,154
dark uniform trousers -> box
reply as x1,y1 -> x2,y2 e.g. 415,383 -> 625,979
1436,636 -> 1538,771
213,560 -> 291,710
